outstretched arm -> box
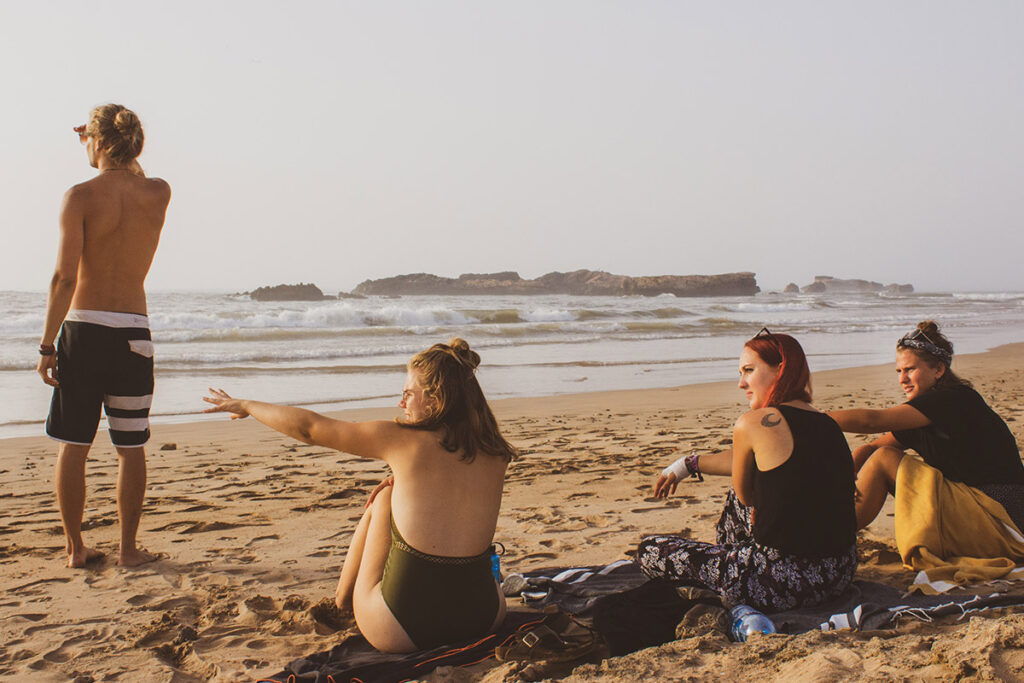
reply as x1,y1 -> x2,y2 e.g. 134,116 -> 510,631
828,404 -> 930,434
203,388 -> 396,459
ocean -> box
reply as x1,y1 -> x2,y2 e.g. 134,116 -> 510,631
3,289 -> 1024,440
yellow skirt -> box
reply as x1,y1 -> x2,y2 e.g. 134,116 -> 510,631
895,455 -> 1024,593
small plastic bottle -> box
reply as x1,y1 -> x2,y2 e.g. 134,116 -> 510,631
729,604 -> 776,642
489,543 -> 504,583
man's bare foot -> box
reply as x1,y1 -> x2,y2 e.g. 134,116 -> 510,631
118,548 -> 159,567
67,546 -> 105,568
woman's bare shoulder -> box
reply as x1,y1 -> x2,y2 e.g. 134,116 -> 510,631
735,407 -> 784,432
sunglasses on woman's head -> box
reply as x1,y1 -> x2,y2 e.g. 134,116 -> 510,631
901,328 -> 939,347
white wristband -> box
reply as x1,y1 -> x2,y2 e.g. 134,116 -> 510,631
662,456 -> 688,480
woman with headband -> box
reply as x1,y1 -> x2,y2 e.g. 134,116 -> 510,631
829,321 -> 1024,535
641,329 -> 857,612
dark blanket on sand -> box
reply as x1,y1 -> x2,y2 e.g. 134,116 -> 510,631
262,611 -> 542,683
265,561 -> 1024,683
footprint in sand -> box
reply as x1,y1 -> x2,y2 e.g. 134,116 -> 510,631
520,552 -> 558,561
8,613 -> 47,623
244,534 -> 281,547
179,503 -> 219,513
10,576 -> 71,595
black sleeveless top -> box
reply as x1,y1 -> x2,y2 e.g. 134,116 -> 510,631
893,383 -> 1024,487
751,405 -> 857,557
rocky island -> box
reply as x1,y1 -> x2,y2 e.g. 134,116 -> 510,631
783,276 -> 913,295
351,270 -> 759,297
248,283 -> 330,301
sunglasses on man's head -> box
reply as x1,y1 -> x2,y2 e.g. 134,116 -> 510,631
754,326 -> 777,341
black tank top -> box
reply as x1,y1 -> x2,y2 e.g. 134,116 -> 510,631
751,405 -> 857,557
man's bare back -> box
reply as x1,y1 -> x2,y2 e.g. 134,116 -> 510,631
67,169 -> 170,314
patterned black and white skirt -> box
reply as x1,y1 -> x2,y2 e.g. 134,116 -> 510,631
636,489 -> 857,612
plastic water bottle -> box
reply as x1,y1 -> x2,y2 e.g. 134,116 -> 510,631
489,542 -> 504,583
729,604 -> 776,642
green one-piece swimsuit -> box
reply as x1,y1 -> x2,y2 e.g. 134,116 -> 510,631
380,517 -> 501,649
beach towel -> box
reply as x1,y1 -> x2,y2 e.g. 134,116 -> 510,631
518,561 -> 1024,634
817,589 -> 1024,631
265,560 -> 1024,682
894,455 -> 1024,593
261,611 -> 542,683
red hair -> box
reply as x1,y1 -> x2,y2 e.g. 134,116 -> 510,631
744,333 -> 812,407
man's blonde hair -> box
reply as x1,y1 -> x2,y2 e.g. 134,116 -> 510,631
87,104 -> 144,165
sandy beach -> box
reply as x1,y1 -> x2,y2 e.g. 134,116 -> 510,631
4,344 -> 1024,682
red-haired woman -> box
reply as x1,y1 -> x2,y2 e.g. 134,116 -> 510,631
639,330 -> 858,611
204,338 -> 516,653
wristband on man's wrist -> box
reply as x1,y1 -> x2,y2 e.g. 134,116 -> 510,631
39,343 -> 56,356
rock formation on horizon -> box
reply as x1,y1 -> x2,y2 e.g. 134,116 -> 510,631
249,283 -> 329,301
797,276 -> 913,295
351,270 -> 758,297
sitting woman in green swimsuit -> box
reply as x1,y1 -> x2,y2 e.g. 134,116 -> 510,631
203,338 -> 516,652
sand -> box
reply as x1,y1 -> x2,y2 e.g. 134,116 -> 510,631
4,344 -> 1024,681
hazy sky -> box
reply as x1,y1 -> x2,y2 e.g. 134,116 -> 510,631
3,1 -> 1022,294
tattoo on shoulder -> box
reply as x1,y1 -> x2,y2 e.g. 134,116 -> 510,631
761,413 -> 782,428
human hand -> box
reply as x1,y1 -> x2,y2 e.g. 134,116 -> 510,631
37,354 -> 59,387
652,472 -> 679,499
202,388 -> 250,419
366,476 -> 394,509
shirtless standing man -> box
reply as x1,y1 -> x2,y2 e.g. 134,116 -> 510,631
36,104 -> 171,568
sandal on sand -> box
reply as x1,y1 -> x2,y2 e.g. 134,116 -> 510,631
496,609 -> 608,664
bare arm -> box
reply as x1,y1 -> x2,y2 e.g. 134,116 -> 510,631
731,414 -> 758,506
652,449 -> 733,499
36,188 -> 85,386
696,450 -> 734,476
203,389 -> 397,459
828,404 -> 930,434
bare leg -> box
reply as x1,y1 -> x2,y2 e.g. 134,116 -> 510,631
56,443 -> 104,568
351,486 -> 417,652
336,506 -> 372,608
115,446 -> 156,567
855,447 -> 904,530
851,444 -> 878,474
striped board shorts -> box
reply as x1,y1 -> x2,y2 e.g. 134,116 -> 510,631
46,310 -> 154,448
